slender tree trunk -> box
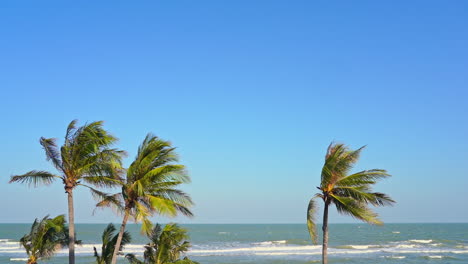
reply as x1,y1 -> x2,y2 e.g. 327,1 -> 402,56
322,201 -> 329,264
67,190 -> 75,264
111,210 -> 130,264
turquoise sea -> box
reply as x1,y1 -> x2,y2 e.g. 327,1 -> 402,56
1,223 -> 467,264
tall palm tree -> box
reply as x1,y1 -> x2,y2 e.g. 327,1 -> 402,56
95,134 -> 193,264
10,120 -> 124,264
125,223 -> 199,264
94,223 -> 131,264
307,143 -> 395,264
20,215 -> 80,264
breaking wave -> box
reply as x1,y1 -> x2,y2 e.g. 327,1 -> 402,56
1,237 -> 467,259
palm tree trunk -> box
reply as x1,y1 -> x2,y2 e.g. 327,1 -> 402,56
111,210 -> 130,264
322,201 -> 329,264
67,190 -> 75,264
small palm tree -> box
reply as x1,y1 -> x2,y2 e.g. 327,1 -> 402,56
307,143 -> 395,264
125,223 -> 199,264
95,134 -> 193,264
10,120 -> 124,264
20,215 -> 80,264
94,223 -> 131,264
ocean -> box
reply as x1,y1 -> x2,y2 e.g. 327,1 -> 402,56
0,223 -> 467,263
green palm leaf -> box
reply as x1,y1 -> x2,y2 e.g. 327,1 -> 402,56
9,170 -> 60,187
20,215 -> 75,263
125,223 -> 199,264
94,223 -> 131,264
306,198 -> 318,244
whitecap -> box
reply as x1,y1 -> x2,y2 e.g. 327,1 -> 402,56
253,240 -> 287,246
381,255 -> 406,259
409,239 -> 433,243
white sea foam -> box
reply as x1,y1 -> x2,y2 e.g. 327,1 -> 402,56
452,250 -> 468,254
0,238 -> 467,258
0,243 -> 147,256
349,245 -> 380,250
381,255 -> 406,259
392,231 -> 400,234
254,252 -> 322,256
409,239 -> 433,244
394,244 -> 418,249
253,240 -> 287,246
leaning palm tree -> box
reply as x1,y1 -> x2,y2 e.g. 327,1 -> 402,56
307,143 -> 395,264
10,120 -> 124,264
95,134 -> 193,264
94,223 -> 131,264
125,223 -> 199,264
20,215 -> 80,264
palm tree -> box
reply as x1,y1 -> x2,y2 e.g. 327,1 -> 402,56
10,120 -> 124,264
125,223 -> 199,264
94,223 -> 131,264
20,215 -> 80,264
95,134 -> 193,264
307,143 -> 395,264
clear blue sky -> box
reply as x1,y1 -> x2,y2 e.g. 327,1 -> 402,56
1,0 -> 467,224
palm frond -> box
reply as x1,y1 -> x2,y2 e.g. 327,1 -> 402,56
9,171 -> 60,187
306,198 -> 318,244
146,195 -> 178,217
330,194 -> 382,225
150,188 -> 194,209
85,185 -> 124,214
39,137 -> 63,171
140,165 -> 188,185
125,253 -> 144,264
321,143 -> 365,188
334,186 -> 395,207
68,121 -> 123,178
141,218 -> 153,236
81,175 -> 122,188
95,223 -> 132,264
19,215 -> 71,261
65,120 -> 78,142
335,169 -> 391,187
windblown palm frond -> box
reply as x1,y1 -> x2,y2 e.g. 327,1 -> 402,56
306,198 -> 318,244
94,223 -> 131,264
9,171 -> 60,187
125,223 -> 199,264
20,215 -> 79,264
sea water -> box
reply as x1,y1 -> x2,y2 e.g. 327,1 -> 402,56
0,223 -> 467,263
